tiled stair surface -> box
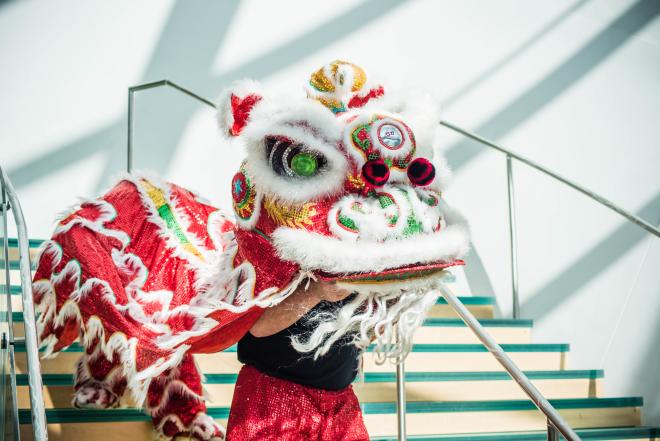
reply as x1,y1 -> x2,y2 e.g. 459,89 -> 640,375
4,239 -> 659,440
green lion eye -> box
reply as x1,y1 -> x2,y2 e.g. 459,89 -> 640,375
291,152 -> 318,177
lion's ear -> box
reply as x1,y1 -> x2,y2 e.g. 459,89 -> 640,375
217,80 -> 263,137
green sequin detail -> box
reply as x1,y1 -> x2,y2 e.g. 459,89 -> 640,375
403,214 -> 424,236
378,194 -> 395,208
352,125 -> 371,150
157,205 -> 191,244
377,194 -> 397,225
338,214 -> 358,232
424,194 -> 439,206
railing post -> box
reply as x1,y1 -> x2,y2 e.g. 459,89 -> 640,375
127,88 -> 135,173
396,358 -> 407,441
126,79 -> 217,174
506,154 -> 520,319
0,167 -> 48,440
548,420 -> 560,441
2,180 -> 21,439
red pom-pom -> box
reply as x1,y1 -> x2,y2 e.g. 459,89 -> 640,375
362,159 -> 390,187
407,157 -> 435,186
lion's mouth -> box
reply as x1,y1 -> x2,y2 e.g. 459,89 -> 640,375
314,260 -> 465,284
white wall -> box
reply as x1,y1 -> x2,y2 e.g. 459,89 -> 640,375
1,0 -> 659,424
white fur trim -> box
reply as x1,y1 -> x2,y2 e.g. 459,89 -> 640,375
206,210 -> 233,251
216,79 -> 263,137
155,412 -> 225,441
360,86 -> 441,157
146,379 -> 204,415
240,97 -> 348,203
327,186 -> 414,242
54,198 -> 130,249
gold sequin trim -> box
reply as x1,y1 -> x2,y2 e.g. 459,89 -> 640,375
264,197 -> 317,229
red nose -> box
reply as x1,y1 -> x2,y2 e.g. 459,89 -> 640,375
407,158 -> 435,186
362,159 -> 390,187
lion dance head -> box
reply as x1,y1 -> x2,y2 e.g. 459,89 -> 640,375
214,60 -> 470,361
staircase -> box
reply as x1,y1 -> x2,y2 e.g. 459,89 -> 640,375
4,238 -> 658,440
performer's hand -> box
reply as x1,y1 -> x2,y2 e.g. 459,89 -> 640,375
310,280 -> 353,303
249,279 -> 352,337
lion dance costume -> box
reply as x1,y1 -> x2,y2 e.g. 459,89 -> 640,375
32,61 -> 470,440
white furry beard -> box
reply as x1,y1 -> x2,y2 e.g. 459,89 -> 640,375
290,287 -> 440,364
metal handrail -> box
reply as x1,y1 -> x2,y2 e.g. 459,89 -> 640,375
127,79 -> 215,173
0,166 -> 48,440
125,79 -> 585,440
439,120 -> 659,321
439,120 -> 660,239
437,282 -> 579,440
1,178 -> 21,439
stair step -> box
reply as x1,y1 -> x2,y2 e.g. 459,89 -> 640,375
8,238 -> 44,248
415,318 -> 531,343
17,397 -> 643,440
5,237 -> 44,260
16,369 -> 604,408
8,294 -> 497,320
370,426 -> 660,440
20,425 -> 659,441
0,260 -> 27,270
20,370 -> 603,387
9,312 -> 531,344
0,284 -> 22,295
14,341 -> 568,354
15,343 -> 570,375
6,237 -> 42,263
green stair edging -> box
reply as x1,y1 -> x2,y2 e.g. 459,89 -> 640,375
9,312 -> 530,328
0,260 -> 30,270
1,285 -> 22,294
18,397 -> 643,424
361,397 -> 643,414
370,427 -> 660,440
423,318 -> 532,327
7,238 -> 44,248
16,370 -> 604,387
15,341 -> 570,354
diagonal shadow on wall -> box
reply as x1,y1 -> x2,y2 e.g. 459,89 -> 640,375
443,0 -> 590,107
7,0 -> 409,193
99,0 -> 410,192
7,0 -> 241,190
521,191 -> 660,319
443,0 -> 660,176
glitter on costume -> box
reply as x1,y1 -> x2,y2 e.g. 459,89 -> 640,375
31,60 -> 470,441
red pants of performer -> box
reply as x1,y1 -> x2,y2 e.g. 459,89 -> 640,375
226,364 -> 369,441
